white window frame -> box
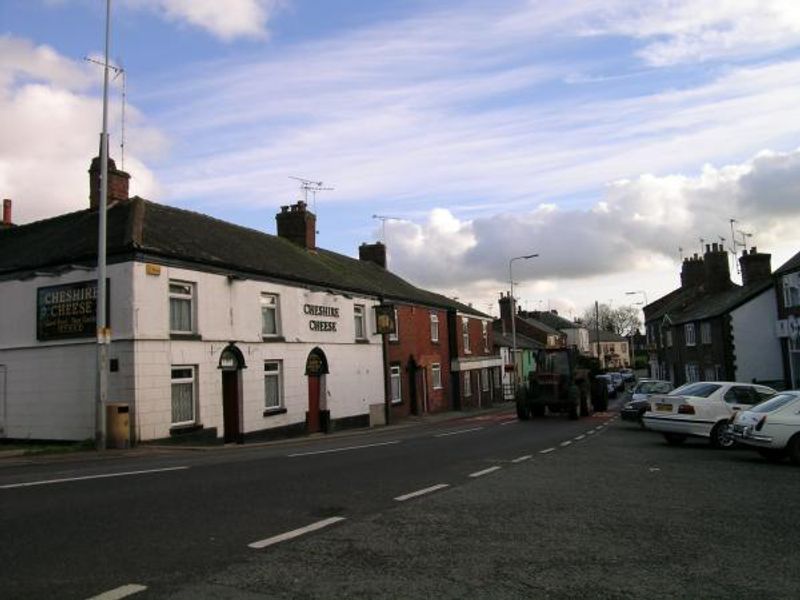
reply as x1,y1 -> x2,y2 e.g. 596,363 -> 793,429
463,371 -> 472,397
354,304 -> 366,340
700,321 -> 711,345
389,308 -> 399,341
170,365 -> 196,426
482,321 -> 489,352
481,368 -> 489,392
431,363 -> 442,389
169,280 -> 195,334
666,329 -> 673,348
462,318 -> 471,354
685,362 -> 700,383
390,365 -> 402,403
685,323 -> 696,347
264,360 -> 283,410
260,293 -> 280,337
430,312 -> 439,343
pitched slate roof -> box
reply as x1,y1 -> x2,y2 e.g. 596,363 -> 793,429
522,310 -> 580,331
588,330 -> 628,343
775,249 -> 800,276
0,197 -> 488,317
518,315 -> 563,336
491,320 -> 544,350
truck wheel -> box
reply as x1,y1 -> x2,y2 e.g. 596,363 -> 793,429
788,434 -> 800,466
516,402 -> 530,421
710,421 -> 735,449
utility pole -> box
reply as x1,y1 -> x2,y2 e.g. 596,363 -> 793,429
595,300 -> 601,369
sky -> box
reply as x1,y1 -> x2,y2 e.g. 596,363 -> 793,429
2,0 -> 800,322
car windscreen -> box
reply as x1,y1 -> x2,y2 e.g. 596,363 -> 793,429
668,383 -> 721,398
634,381 -> 672,394
750,393 -> 799,413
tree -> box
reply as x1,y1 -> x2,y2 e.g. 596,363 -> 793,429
581,303 -> 642,337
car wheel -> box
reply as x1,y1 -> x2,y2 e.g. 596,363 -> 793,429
757,448 -> 787,463
710,421 -> 735,449
663,433 -> 687,446
788,434 -> 800,466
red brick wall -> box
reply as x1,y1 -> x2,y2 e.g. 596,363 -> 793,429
453,314 -> 494,358
388,304 -> 452,417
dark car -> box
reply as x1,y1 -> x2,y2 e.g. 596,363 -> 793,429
621,380 -> 674,424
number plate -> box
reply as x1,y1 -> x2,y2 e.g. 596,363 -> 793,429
655,403 -> 673,412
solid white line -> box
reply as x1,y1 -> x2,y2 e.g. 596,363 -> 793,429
540,447 -> 556,454
0,466 -> 189,490
560,440 -> 572,447
435,427 -> 484,438
394,483 -> 450,502
248,516 -> 346,549
511,455 -> 532,463
469,466 -> 501,478
86,583 -> 147,600
288,440 -> 399,457
574,435 -> 586,441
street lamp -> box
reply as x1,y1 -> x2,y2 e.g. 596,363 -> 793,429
509,254 -> 538,387
625,290 -> 648,306
625,290 -> 648,369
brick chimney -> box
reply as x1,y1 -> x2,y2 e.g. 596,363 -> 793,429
359,242 -> 387,268
89,154 -> 130,209
680,253 -> 704,288
703,243 -> 732,293
499,292 -> 515,334
1,199 -> 12,228
275,201 -> 316,250
739,247 -> 772,286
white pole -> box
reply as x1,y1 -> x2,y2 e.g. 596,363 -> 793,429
95,0 -> 112,451
509,254 -> 538,388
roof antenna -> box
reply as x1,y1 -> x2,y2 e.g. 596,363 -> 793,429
289,176 -> 333,234
85,56 -> 126,170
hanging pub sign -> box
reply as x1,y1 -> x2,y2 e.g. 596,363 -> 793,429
36,280 -> 109,341
374,304 -> 396,335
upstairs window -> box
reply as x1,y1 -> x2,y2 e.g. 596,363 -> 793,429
482,322 -> 489,352
666,329 -> 673,348
389,308 -> 399,342
169,281 -> 195,334
354,304 -> 366,339
261,293 -> 280,336
685,323 -> 696,347
430,312 -> 439,343
700,322 -> 712,345
462,318 -> 470,354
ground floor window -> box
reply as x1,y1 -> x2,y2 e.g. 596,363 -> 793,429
481,368 -> 489,392
390,364 -> 402,403
431,363 -> 442,389
463,371 -> 472,397
703,366 -> 716,381
264,361 -> 283,409
171,366 -> 196,425
685,362 -> 700,383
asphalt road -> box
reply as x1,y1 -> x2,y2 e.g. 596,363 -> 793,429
4,399 -> 799,599
1,404 -> 605,599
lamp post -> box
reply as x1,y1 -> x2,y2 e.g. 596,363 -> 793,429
509,254 -> 538,387
625,290 -> 648,369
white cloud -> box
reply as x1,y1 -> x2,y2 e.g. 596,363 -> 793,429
123,0 -> 282,41
0,36 -> 165,223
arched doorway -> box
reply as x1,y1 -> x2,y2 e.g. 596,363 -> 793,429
305,347 -> 329,433
219,343 -> 246,444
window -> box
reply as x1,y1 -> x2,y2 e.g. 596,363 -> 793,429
389,308 -> 399,341
684,362 -> 700,382
431,363 -> 442,389
261,293 -> 280,336
783,274 -> 800,308
724,386 -> 760,405
171,366 -> 196,425
463,371 -> 472,397
481,368 -> 489,392
264,361 -> 283,409
666,329 -> 673,348
390,365 -> 402,403
169,281 -> 194,333
430,312 -> 439,343
462,318 -> 470,353
685,323 -> 696,346
700,322 -> 711,345
354,304 -> 366,339
703,366 -> 716,381
482,322 -> 489,351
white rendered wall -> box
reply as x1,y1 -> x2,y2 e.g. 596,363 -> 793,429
731,289 -> 782,383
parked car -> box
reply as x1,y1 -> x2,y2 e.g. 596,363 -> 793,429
595,374 -> 616,398
729,391 -> 800,464
608,372 -> 624,391
642,381 -> 776,448
620,380 -> 674,424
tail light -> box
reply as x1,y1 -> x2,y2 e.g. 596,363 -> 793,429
755,416 -> 767,431
677,404 -> 695,415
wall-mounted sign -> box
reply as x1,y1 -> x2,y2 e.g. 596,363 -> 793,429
304,303 -> 339,332
374,304 -> 396,335
37,280 -> 109,341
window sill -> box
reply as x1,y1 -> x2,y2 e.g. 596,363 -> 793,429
169,423 -> 203,435
263,407 -> 287,417
355,338 -> 370,344
262,335 -> 286,343
390,399 -> 402,405
170,333 -> 202,341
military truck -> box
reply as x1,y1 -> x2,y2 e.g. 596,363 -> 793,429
515,348 -> 604,420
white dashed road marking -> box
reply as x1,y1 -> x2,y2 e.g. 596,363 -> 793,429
560,440 -> 572,447
469,466 -> 501,478
394,484 -> 450,502
574,435 -> 586,441
586,430 -> 595,435
0,467 -> 189,490
435,427 -> 484,438
511,455 -> 532,463
540,447 -> 556,454
86,584 -> 147,600
288,441 -> 399,457
249,517 -> 346,549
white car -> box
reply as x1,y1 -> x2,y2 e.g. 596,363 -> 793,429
729,391 -> 800,464
642,381 -> 776,448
